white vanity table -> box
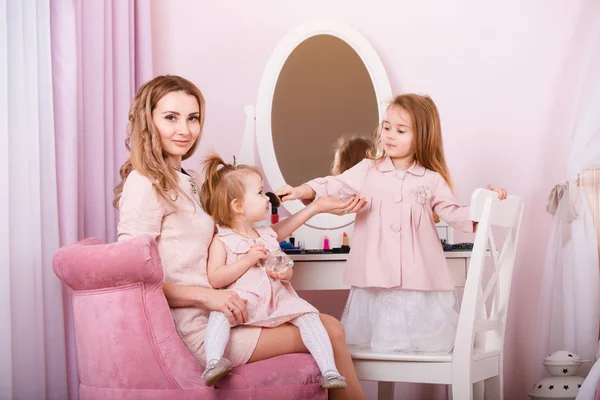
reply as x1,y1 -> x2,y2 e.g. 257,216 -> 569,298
289,252 -> 472,291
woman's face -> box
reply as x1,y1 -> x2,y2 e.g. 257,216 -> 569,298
152,90 -> 201,169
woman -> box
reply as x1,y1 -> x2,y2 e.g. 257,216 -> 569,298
113,75 -> 366,399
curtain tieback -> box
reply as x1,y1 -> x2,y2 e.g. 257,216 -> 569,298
547,181 -> 579,244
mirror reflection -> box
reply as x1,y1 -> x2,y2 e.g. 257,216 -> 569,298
331,136 -> 373,176
272,34 -> 379,186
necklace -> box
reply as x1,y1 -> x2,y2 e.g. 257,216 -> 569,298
176,167 -> 199,197
189,178 -> 198,195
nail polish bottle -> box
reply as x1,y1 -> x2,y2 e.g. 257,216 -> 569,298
323,235 -> 330,251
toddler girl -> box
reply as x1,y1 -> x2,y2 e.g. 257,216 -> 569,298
199,154 -> 347,388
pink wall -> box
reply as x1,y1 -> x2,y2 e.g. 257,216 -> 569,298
150,1 -> 598,398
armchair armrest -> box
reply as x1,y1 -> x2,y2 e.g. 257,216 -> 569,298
52,235 -> 164,291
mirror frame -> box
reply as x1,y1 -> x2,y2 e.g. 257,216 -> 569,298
255,19 -> 393,229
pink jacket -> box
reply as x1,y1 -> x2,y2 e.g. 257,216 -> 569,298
306,157 -> 473,291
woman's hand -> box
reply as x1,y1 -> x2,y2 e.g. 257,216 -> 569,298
267,267 -> 293,281
245,243 -> 268,266
276,184 -> 314,202
310,195 -> 368,216
203,289 -> 249,325
486,184 -> 507,200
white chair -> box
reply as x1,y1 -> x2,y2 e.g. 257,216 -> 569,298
350,188 -> 524,400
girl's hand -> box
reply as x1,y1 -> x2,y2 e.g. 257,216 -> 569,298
486,184 -> 507,200
276,184 -> 313,202
267,267 -> 293,281
246,243 -> 268,265
311,195 -> 368,216
204,290 -> 249,325
474,185 -> 508,232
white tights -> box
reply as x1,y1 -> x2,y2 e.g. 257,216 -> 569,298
289,312 -> 341,377
204,311 -> 231,365
204,311 -> 341,377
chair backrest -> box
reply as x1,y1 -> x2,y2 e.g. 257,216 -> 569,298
52,236 -> 204,390
453,189 -> 524,365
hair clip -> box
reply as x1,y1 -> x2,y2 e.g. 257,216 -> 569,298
232,155 -> 238,169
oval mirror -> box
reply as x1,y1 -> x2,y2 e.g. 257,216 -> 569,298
272,34 -> 379,187
255,20 -> 392,229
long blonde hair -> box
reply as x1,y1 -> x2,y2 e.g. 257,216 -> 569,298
113,75 -> 206,208
199,153 -> 262,228
369,94 -> 453,191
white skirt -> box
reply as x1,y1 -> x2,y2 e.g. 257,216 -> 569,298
341,287 -> 458,353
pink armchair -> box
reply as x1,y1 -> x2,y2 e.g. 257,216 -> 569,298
53,235 -> 327,400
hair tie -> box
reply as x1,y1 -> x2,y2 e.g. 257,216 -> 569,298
232,155 -> 238,169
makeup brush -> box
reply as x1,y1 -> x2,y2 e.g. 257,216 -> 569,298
265,192 -> 281,223
265,192 -> 281,207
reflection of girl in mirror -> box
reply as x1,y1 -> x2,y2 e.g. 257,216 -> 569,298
331,136 -> 373,176
277,94 -> 507,353
198,154 -> 347,389
115,75 -> 367,399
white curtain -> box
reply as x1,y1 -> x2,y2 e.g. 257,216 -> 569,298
537,10 -> 600,380
0,0 -> 68,399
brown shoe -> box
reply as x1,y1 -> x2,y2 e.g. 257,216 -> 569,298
202,358 -> 233,387
320,374 -> 347,389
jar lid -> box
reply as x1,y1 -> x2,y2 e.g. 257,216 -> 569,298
543,350 -> 582,364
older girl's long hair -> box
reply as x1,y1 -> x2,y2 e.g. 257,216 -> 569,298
199,153 -> 262,227
113,75 -> 205,208
369,94 -> 453,191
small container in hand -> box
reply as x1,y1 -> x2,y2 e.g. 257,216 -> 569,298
258,250 -> 294,273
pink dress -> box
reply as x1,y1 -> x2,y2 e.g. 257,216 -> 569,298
216,226 -> 318,327
117,169 -> 261,367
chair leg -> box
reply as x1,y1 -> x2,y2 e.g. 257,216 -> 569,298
484,375 -> 502,400
377,381 -> 395,400
452,381 -> 473,400
447,385 -> 453,400
473,381 -> 484,400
